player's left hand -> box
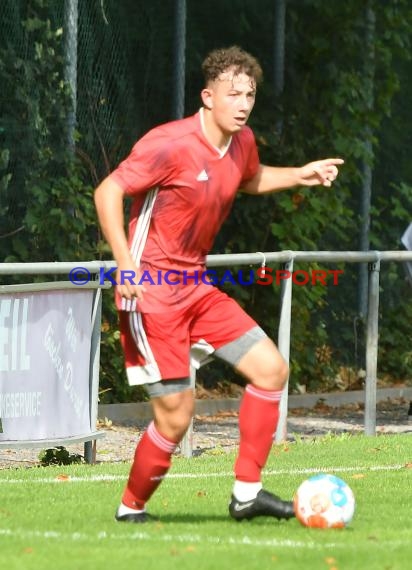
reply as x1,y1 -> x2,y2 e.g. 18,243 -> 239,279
297,158 -> 344,187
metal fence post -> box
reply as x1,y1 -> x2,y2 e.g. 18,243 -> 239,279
275,259 -> 294,442
84,286 -> 103,463
64,0 -> 78,150
180,364 -> 196,457
364,257 -> 381,435
172,0 -> 186,120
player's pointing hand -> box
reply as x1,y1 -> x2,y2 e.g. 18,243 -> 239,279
296,158 -> 344,188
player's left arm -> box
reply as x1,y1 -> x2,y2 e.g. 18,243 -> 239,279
240,158 -> 344,195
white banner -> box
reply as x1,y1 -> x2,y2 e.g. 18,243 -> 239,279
0,289 -> 94,440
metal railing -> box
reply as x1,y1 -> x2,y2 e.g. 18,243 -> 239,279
182,250 -> 412,455
2,250 -> 412,458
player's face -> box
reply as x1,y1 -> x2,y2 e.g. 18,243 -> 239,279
202,70 -> 256,136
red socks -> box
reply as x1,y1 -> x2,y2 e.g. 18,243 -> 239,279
122,421 -> 178,509
122,385 -> 281,509
234,384 -> 282,482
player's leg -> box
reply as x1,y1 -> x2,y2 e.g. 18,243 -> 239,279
190,288 -> 294,520
226,336 -> 294,520
115,310 -> 194,523
233,335 -> 288,482
217,334 -> 294,520
116,384 -> 194,522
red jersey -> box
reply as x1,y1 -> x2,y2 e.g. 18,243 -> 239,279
109,109 -> 260,313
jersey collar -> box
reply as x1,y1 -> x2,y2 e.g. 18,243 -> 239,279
199,108 -> 232,158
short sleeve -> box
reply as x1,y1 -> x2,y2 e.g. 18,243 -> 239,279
109,128 -> 179,195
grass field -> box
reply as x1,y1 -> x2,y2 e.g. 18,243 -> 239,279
0,433 -> 411,570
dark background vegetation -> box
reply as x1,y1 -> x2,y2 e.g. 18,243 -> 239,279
1,0 -> 412,402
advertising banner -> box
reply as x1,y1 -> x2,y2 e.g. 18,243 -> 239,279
0,289 -> 94,440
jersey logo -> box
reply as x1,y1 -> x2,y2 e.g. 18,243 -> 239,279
196,169 -> 209,181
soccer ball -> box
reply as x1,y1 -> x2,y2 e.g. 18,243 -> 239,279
294,473 -> 355,528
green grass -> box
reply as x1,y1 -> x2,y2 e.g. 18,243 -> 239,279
0,433 -> 411,570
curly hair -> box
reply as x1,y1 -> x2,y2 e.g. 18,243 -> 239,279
202,45 -> 263,85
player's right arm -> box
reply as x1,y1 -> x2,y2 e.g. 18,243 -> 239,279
94,177 -> 145,301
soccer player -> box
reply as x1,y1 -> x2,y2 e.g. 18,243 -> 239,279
94,45 -> 343,523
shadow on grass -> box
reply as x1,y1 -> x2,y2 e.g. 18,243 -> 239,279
155,513 -> 229,524
156,513 -> 293,525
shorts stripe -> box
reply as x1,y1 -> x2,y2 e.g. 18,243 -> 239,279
129,312 -> 161,381
214,326 -> 267,367
145,378 -> 192,398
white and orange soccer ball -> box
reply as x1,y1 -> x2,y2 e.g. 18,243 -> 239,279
294,473 -> 355,529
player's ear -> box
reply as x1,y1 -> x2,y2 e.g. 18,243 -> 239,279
201,88 -> 213,110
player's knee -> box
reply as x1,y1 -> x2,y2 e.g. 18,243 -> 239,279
252,356 -> 289,391
277,357 -> 289,386
153,391 -> 194,441
155,411 -> 193,442
268,357 -> 289,389
168,403 -> 194,434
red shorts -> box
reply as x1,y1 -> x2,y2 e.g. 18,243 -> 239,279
119,287 -> 260,385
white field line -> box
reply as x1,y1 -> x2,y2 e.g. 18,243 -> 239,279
0,527 -> 409,550
0,463 -> 407,485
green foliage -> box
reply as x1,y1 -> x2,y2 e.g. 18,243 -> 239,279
369,181 -> 412,378
0,3 -> 96,263
205,0 -> 412,391
369,19 -> 412,380
1,0 -> 412,399
38,446 -> 83,466
0,1 -> 121,399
